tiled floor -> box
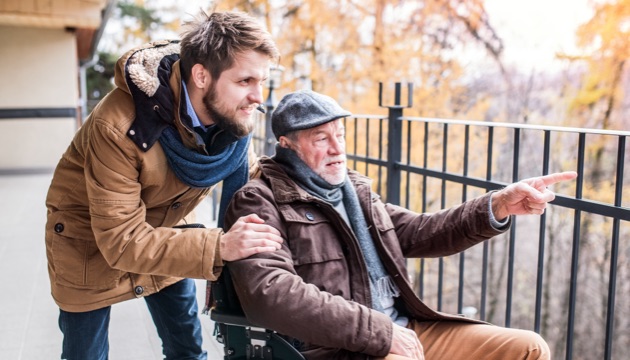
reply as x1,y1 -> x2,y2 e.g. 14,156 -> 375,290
0,173 -> 224,359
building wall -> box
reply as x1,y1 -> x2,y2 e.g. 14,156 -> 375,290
0,25 -> 77,173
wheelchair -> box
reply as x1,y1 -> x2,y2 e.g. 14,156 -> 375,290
209,268 -> 306,360
175,223 -> 304,359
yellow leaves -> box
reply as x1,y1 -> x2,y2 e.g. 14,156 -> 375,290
567,0 -> 629,130
578,0 -> 630,49
571,87 -> 607,109
254,0 -> 500,119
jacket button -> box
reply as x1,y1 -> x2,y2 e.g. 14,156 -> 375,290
129,129 -> 135,136
54,223 -> 64,233
153,105 -> 159,111
134,286 -> 144,295
305,212 -> 314,221
171,202 -> 182,210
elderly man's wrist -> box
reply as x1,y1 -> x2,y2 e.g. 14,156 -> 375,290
489,192 -> 509,228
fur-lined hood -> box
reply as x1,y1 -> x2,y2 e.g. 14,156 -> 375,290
114,40 -> 180,97
113,40 -> 185,152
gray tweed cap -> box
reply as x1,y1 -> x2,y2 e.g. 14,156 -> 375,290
271,90 -> 351,139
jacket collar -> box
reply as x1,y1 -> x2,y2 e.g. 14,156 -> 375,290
116,40 -> 186,152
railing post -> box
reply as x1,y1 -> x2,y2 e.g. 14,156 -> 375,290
263,83 -> 277,157
379,82 -> 413,205
263,66 -> 284,156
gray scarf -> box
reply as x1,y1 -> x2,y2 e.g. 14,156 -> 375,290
273,145 -> 400,311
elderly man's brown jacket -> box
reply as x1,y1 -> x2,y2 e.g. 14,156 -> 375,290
225,158 -> 507,360
45,40 -> 256,312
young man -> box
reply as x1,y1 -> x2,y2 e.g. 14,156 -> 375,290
45,11 -> 283,360
224,90 -> 578,360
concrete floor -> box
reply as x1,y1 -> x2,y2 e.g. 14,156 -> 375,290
0,173 -> 224,359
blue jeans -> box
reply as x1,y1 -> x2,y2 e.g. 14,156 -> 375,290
58,279 -> 207,360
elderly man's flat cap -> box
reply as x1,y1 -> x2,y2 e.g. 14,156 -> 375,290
271,90 -> 351,139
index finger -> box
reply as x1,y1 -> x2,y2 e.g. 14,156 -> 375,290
249,222 -> 282,237
539,171 -> 578,187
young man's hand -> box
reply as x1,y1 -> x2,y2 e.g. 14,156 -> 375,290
220,214 -> 283,261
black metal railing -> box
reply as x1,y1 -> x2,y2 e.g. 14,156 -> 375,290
247,82 -> 628,360
340,83 -> 629,360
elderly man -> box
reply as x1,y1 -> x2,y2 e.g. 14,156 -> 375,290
224,90 -> 576,360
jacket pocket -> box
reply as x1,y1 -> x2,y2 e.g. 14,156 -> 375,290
51,233 -> 123,290
281,204 -> 351,297
280,204 -> 344,264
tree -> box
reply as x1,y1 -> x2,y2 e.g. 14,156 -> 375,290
86,51 -> 117,113
567,0 -> 630,131
86,0 -> 188,111
551,2 -> 630,358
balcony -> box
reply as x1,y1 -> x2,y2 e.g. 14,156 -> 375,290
251,83 -> 629,360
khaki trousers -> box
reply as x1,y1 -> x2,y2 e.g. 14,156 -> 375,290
378,320 -> 550,360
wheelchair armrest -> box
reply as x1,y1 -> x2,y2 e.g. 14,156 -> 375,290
209,268 -> 306,359
211,307 -> 306,360
210,307 -> 254,327
173,223 -> 206,229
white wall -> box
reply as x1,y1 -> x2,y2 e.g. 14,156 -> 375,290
0,25 -> 77,172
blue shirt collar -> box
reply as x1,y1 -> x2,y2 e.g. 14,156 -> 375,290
182,80 -> 204,130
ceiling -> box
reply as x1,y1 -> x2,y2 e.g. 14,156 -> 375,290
0,0 -> 112,29
0,0 -> 116,61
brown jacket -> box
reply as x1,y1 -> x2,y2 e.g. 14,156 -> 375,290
225,157 -> 508,360
45,40 -> 256,312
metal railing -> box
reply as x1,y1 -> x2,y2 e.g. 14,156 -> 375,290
340,83 -> 629,360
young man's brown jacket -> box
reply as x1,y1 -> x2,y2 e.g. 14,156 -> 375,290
45,40 -> 256,312
225,157 -> 508,360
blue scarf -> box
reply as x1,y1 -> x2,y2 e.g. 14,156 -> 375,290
158,125 -> 251,227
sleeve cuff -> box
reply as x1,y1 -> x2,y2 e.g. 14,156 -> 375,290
488,193 -> 510,230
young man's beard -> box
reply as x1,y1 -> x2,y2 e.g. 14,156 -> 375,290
202,88 -> 253,139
